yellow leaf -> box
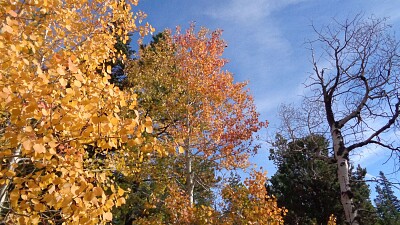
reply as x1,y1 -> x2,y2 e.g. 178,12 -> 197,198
42,108 -> 48,116
59,78 -> 67,86
93,187 -> 103,196
57,66 -> 66,75
134,138 -> 142,145
48,141 -> 58,148
107,65 -> 112,74
22,140 -> 32,151
25,126 -> 33,132
84,191 -> 94,202
178,146 -> 185,154
10,190 -> 19,202
68,58 -> 78,73
118,188 -> 125,197
49,148 -> 56,155
31,215 -> 40,224
33,143 -> 46,153
23,58 -> 29,65
110,117 -> 118,126
2,24 -> 13,34
61,195 -> 73,208
34,203 -> 46,212
73,80 -> 81,87
120,99 -> 127,107
4,170 -> 16,177
129,102 -> 136,109
116,197 -> 126,207
103,212 -> 113,221
75,72 -> 84,82
30,34 -> 37,40
144,117 -> 153,133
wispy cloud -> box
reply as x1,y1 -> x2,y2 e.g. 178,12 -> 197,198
206,0 -> 308,24
204,0 -> 310,56
351,146 -> 386,167
203,1 -> 313,121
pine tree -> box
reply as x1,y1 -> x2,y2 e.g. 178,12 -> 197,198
269,134 -> 377,225
269,134 -> 344,224
374,171 -> 400,225
350,165 -> 378,225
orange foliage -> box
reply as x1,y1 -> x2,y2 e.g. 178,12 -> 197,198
127,25 -> 266,169
173,26 -> 266,168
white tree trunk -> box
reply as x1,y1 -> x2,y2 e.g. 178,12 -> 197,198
0,145 -> 21,216
332,127 -> 358,225
185,145 -> 194,207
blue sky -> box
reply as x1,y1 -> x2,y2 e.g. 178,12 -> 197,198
134,0 -> 400,198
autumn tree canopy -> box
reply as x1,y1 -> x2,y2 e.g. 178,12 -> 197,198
124,26 -> 266,207
1,1 -> 286,224
0,0 -> 155,224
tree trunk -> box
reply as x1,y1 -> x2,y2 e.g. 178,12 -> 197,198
185,143 -> 194,207
0,145 -> 21,217
331,127 -> 358,225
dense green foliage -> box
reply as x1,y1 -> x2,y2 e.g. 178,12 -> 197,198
269,134 -> 343,224
269,134 -> 377,225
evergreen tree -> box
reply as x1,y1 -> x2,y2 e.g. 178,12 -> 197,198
269,134 -> 376,225
269,134 -> 343,224
374,171 -> 400,225
350,165 -> 378,225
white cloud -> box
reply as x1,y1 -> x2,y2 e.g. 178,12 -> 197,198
206,0 -> 308,24
204,0 -> 310,62
351,146 -> 385,167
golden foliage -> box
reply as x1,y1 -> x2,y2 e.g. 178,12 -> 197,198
0,0 -> 155,224
327,214 -> 337,225
221,170 -> 286,224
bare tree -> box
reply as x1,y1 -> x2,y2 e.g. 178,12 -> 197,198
306,15 -> 400,224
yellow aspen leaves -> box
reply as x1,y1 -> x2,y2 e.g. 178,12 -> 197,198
328,215 -> 337,225
73,79 -> 82,87
1,24 -> 13,34
178,146 -> 185,154
0,0 -> 155,224
57,66 -> 67,75
103,212 -> 113,221
144,117 -> 153,133
33,143 -> 46,154
69,58 -> 79,73
118,187 -> 125,197
22,140 -> 32,151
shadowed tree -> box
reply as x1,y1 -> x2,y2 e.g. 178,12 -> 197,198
269,134 -> 344,225
269,134 -> 377,225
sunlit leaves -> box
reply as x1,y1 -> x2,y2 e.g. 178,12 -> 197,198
126,26 -> 266,169
0,0 -> 155,224
221,170 -> 286,224
119,26 -> 270,224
